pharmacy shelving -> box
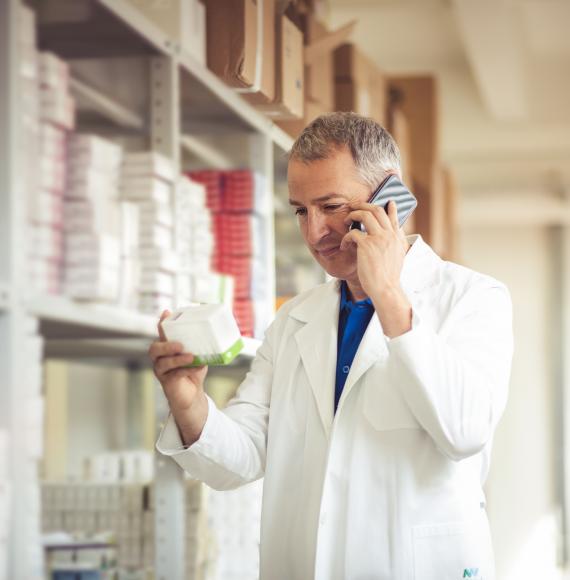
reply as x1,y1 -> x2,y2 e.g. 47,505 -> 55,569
34,0 -> 294,155
1,0 -> 291,579
27,295 -> 158,340
34,0 -> 173,58
0,283 -> 10,311
70,75 -> 146,132
42,336 -> 262,364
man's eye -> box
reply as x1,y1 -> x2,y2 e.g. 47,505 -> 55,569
294,207 -> 307,216
324,204 -> 343,211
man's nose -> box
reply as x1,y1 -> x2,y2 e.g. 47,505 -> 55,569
305,212 -> 330,246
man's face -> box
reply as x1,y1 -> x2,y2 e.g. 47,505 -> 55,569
287,147 -> 371,280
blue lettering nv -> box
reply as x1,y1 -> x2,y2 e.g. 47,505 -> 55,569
463,569 -> 479,578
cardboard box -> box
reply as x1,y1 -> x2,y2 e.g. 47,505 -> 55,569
290,14 -> 355,110
388,76 -> 440,248
439,166 -> 458,261
276,99 -> 329,138
304,17 -> 333,109
257,14 -> 304,120
334,43 -> 387,124
115,0 -> 208,64
206,0 -> 276,104
387,106 -> 412,187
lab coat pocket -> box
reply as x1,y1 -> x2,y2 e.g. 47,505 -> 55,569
412,518 -> 494,580
362,369 -> 421,431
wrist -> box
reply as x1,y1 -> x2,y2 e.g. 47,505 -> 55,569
172,392 -> 209,446
370,283 -> 406,307
371,285 -> 412,339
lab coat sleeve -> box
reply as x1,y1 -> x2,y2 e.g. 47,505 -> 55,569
155,321 -> 275,490
387,281 -> 514,461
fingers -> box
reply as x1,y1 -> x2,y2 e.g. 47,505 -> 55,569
344,210 -> 382,235
154,352 -> 197,378
348,201 -> 393,231
386,200 -> 400,230
148,339 -> 184,363
157,309 -> 170,342
340,228 -> 366,251
163,366 -> 207,385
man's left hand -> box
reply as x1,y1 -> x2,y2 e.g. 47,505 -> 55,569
340,200 -> 413,338
340,200 -> 408,300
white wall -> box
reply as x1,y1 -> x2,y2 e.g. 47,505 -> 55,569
459,225 -> 564,579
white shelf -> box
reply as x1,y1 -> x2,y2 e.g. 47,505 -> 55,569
181,134 -> 235,169
37,0 -> 173,58
27,295 -> 157,340
28,295 -> 262,362
43,335 -> 261,363
37,1 -> 295,155
178,51 -> 294,154
270,124 -> 295,154
70,75 -> 145,131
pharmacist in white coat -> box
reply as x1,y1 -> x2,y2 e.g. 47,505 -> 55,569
152,112 -> 514,580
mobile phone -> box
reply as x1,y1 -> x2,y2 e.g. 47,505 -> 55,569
350,174 -> 417,231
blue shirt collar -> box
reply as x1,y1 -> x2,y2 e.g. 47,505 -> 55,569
340,281 -> 373,311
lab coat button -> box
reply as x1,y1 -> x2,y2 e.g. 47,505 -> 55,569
319,513 -> 327,526
342,365 -> 350,374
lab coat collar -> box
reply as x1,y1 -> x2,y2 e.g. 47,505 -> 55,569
399,234 -> 442,296
291,281 -> 339,434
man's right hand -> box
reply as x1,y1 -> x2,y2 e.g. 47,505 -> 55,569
149,310 -> 210,445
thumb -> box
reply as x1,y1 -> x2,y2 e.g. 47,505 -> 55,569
158,309 -> 171,342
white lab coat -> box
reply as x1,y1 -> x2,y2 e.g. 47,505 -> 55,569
157,234 -> 514,580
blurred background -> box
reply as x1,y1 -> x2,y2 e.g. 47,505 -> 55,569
0,0 -> 569,579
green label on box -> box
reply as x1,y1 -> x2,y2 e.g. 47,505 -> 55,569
187,337 -> 244,367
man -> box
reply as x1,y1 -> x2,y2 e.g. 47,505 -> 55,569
151,112 -> 513,579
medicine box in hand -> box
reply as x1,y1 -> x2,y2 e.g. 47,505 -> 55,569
161,304 -> 244,366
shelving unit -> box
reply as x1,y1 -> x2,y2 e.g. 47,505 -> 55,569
1,0 -> 292,578
0,283 -> 10,311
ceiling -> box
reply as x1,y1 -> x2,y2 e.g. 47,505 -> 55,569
326,0 -> 570,196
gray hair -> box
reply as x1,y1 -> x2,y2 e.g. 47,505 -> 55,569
288,112 -> 401,189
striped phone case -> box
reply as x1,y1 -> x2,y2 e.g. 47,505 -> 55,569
350,174 -> 417,231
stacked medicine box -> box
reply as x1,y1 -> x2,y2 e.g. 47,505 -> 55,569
175,175 -> 219,308
64,134 -> 124,302
120,152 -> 177,315
28,42 -> 76,294
190,169 -> 269,338
42,476 -> 213,577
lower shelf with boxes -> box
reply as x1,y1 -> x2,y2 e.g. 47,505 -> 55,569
42,473 -> 263,580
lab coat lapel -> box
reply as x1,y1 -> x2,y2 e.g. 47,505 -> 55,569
290,281 -> 339,436
337,314 -> 387,413
338,235 -> 442,413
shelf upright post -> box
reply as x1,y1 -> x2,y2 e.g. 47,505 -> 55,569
0,1 -> 44,578
149,54 -> 186,580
